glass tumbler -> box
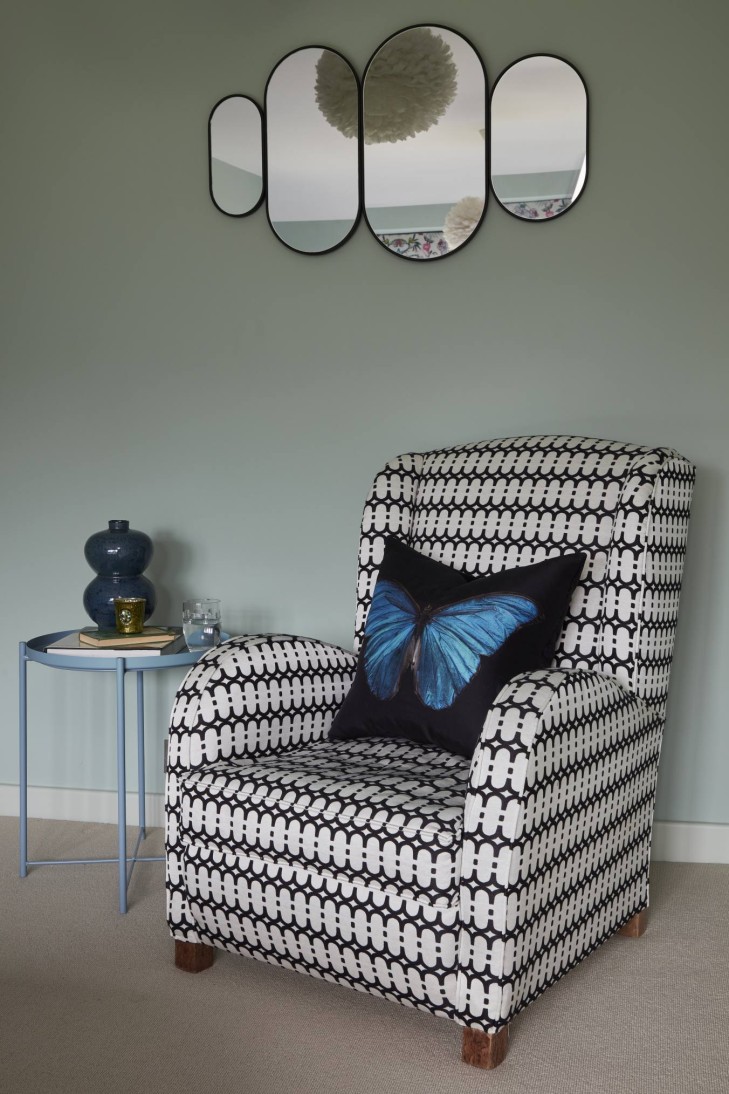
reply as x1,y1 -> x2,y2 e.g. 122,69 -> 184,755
182,598 -> 222,654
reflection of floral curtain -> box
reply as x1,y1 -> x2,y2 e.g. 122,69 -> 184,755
376,231 -> 449,258
503,198 -> 571,219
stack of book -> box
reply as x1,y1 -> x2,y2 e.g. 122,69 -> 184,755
46,627 -> 188,657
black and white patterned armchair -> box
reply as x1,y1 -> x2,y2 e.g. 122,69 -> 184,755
166,436 -> 694,1068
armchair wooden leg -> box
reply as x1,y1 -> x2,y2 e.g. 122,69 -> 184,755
175,939 -> 215,973
462,1025 -> 509,1069
618,909 -> 648,938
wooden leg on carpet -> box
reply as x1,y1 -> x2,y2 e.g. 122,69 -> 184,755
618,909 -> 649,938
175,940 -> 215,973
462,1025 -> 509,1069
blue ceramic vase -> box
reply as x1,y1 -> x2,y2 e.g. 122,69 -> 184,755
83,520 -> 156,628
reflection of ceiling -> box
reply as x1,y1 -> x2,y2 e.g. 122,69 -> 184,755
266,32 -> 486,220
364,29 -> 486,208
490,57 -> 586,176
210,97 -> 262,175
267,49 -> 360,221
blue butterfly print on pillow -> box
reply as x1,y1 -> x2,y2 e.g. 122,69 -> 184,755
363,579 -> 538,710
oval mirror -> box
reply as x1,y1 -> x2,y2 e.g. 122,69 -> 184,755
209,95 -> 264,217
362,25 -> 487,260
490,55 -> 587,220
265,47 -> 360,254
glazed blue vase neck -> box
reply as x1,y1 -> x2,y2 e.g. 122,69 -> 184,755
83,520 -> 156,627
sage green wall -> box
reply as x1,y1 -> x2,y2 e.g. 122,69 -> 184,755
2,0 -> 727,824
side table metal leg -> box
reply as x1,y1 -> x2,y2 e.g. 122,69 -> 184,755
116,659 -> 128,914
19,642 -> 28,878
136,672 -> 145,837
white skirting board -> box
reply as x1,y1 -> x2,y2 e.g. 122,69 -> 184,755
649,822 -> 729,865
1,784 -> 167,829
1,784 -> 728,864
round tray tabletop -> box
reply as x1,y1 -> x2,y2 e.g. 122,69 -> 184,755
24,630 -> 231,671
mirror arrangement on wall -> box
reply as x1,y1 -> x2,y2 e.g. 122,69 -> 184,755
363,26 -> 486,260
207,29 -> 587,254
266,47 -> 360,254
490,55 -> 587,220
209,95 -> 264,217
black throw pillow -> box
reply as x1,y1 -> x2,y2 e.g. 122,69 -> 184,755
329,537 -> 586,758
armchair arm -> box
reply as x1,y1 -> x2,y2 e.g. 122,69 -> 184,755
167,633 -> 357,774
456,667 -> 658,1031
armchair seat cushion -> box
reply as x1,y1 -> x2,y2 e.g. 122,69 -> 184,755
178,737 -> 470,907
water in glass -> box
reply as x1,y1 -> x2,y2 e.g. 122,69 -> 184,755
182,599 -> 221,653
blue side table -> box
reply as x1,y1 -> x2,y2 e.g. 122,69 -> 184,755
18,630 -> 218,914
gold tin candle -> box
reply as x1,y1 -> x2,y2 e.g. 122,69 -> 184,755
114,597 -> 146,634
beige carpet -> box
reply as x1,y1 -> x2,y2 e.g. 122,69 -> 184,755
1,817 -> 728,1094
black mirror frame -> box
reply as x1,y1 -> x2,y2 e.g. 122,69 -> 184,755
489,53 -> 589,223
263,45 -> 363,257
361,23 -> 489,263
208,94 -> 265,218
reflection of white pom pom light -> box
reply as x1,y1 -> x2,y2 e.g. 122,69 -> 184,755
315,51 -> 359,139
443,196 -> 485,250
316,28 -> 458,144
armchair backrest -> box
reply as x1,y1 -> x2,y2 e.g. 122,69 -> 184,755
355,436 -> 694,716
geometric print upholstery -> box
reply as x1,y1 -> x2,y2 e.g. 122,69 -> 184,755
177,738 -> 469,906
458,667 -> 658,1029
173,843 -> 463,1018
166,436 -> 695,1044
356,436 -> 694,716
